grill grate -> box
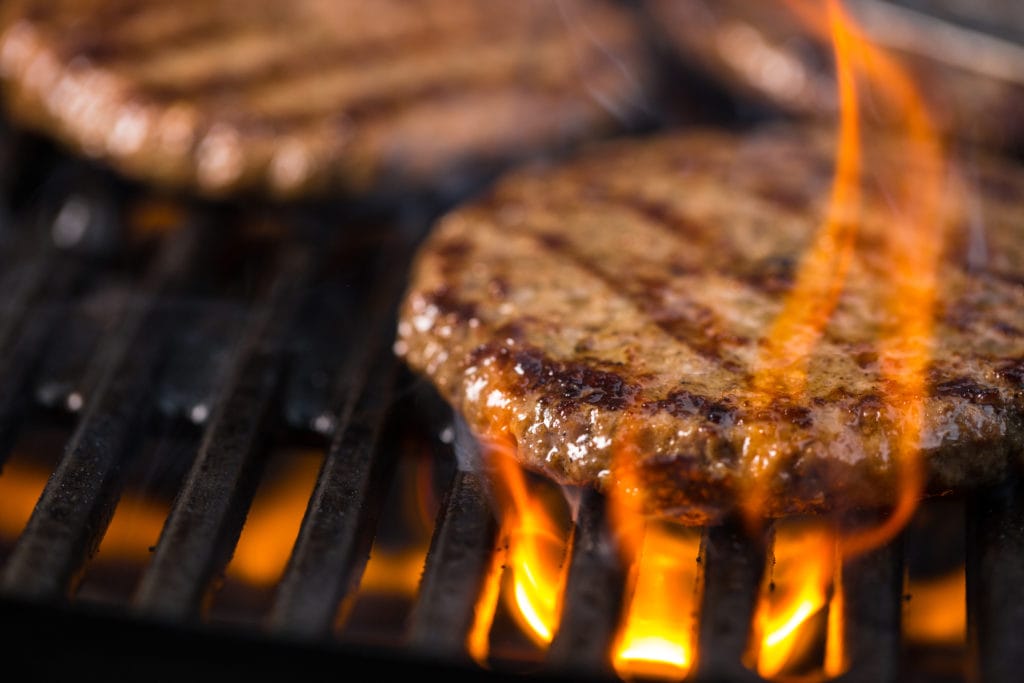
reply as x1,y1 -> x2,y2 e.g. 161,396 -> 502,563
967,480 -> 1024,683
0,130 -> 1010,683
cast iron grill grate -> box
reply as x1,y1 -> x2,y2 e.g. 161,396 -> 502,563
0,107 -> 1017,683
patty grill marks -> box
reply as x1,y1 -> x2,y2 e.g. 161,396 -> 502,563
396,125 -> 1024,523
0,0 -> 652,197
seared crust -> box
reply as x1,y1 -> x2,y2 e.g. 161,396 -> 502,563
0,0 -> 652,199
395,125 -> 1024,523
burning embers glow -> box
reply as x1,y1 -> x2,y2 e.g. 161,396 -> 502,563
904,568 -> 966,646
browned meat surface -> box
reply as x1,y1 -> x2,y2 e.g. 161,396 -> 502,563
643,0 -> 1024,151
395,124 -> 1024,523
0,0 -> 653,199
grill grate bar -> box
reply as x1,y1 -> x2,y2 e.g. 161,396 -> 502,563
546,488 -> 623,679
281,280 -> 359,436
0,221 -> 207,600
967,478 -> 1024,683
0,250 -> 83,465
133,244 -> 317,620
154,306 -> 245,426
267,245 -> 409,638
834,522 -> 904,683
0,248 -> 61,356
32,283 -> 129,412
406,468 -> 497,662
694,523 -> 766,683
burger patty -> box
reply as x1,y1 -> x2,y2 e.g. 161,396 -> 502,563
395,124 -> 1024,523
642,0 -> 1024,152
0,0 -> 653,199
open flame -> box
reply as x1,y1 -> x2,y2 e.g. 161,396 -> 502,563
465,0 -> 949,676
611,520 -> 701,681
737,0 -> 949,677
467,429 -> 571,664
746,519 -> 844,679
609,421 -> 701,681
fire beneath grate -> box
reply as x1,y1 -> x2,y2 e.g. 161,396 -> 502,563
0,131 -> 1020,683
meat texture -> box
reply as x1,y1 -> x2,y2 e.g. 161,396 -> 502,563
0,0 -> 653,199
396,124 -> 1024,523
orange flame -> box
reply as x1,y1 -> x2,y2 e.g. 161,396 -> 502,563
611,521 -> 702,681
467,531 -> 509,667
743,0 -> 864,528
468,429 -> 571,661
743,0 -> 947,541
770,0 -> 945,555
0,459 -> 60,542
751,1 -> 862,402
742,0 -> 948,676
358,547 -> 430,596
608,422 -> 701,681
468,0 -> 949,673
747,520 -> 842,680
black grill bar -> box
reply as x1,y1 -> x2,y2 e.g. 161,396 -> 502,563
33,283 -> 129,412
0,248 -> 60,356
0,251 -> 82,465
0,220 -> 207,600
694,522 -> 765,683
406,469 -> 497,662
266,245 -> 409,639
132,244 -> 317,620
155,307 -> 244,425
967,478 -> 1024,683
282,280 -> 359,436
546,488 -> 623,679
834,521 -> 904,683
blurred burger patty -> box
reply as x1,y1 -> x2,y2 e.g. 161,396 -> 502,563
0,0 -> 655,199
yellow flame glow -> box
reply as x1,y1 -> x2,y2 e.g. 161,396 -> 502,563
612,521 -> 701,681
468,428 -> 571,660
748,520 -> 838,680
608,420 -> 701,681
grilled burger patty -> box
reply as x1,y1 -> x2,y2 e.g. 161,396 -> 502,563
396,125 -> 1024,523
0,0 -> 652,199
643,0 -> 1024,152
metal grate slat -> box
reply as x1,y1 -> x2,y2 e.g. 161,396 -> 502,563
0,250 -> 83,464
694,523 -> 766,683
546,488 -> 624,679
967,478 -> 1024,683
266,244 -> 410,638
133,245 -> 317,620
0,221 -> 207,600
405,468 -> 497,662
834,525 -> 904,683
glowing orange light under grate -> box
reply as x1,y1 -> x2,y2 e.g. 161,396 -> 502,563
747,520 -> 844,680
612,522 -> 701,682
467,430 -> 572,665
